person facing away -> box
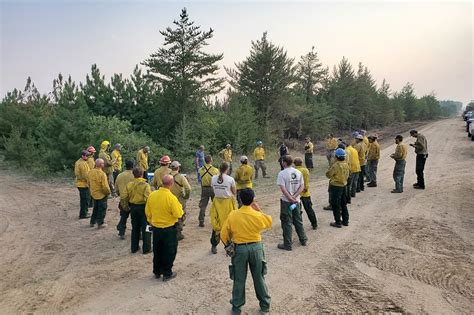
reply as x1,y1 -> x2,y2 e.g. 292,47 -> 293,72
115,160 -> 135,240
198,155 -> 219,227
276,155 -> 308,251
409,129 -> 428,190
278,142 -> 289,170
152,155 -> 171,190
145,175 -> 184,281
75,150 -> 91,219
234,155 -> 254,208
390,135 -> 408,193
325,134 -> 338,165
87,158 -> 111,229
111,143 -> 123,183
98,140 -> 116,196
169,160 -> 191,241
136,146 -> 150,179
121,167 -> 152,254
220,189 -> 272,315
219,144 -> 233,175
326,148 -> 350,228
253,141 -> 268,179
353,134 -> 367,192
293,157 -> 318,230
210,162 -> 237,254
304,137 -> 314,170
195,145 -> 206,183
346,142 -> 361,199
86,146 -> 97,208
366,135 -> 380,187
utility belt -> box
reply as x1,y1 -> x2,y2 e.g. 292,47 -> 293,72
235,241 -> 260,247
152,224 -> 176,231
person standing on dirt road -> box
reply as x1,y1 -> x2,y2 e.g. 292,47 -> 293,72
390,135 -> 408,193
198,155 -> 219,227
234,155 -> 254,208
99,140 -> 116,196
87,158 -> 111,228
136,146 -> 150,180
86,146 -> 97,208
278,142 -> 289,170
220,188 -> 272,315
121,167 -> 152,254
353,134 -> 367,192
294,157 -> 318,230
409,129 -> 428,190
75,150 -> 91,219
195,145 -> 206,183
145,174 -> 184,281
115,160 -> 135,240
326,148 -> 350,228
276,155 -> 308,251
170,160 -> 191,241
325,134 -> 338,165
219,144 -> 233,175
152,155 -> 171,190
253,141 -> 268,179
111,143 -> 122,183
367,136 -> 380,187
304,137 -> 314,170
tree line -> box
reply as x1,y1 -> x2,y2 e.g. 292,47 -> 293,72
0,8 -> 461,174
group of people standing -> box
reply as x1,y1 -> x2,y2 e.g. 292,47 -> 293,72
73,129 -> 428,314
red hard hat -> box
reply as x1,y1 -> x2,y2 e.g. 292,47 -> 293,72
87,146 -> 96,153
159,155 -> 171,164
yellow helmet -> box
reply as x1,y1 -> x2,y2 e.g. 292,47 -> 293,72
101,140 -> 110,149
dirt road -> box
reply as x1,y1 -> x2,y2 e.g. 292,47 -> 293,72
0,118 -> 472,314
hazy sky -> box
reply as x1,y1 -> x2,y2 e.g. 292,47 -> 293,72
1,1 -> 473,104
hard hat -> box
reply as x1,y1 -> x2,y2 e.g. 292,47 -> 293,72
81,150 -> 90,156
170,161 -> 181,169
101,140 -> 110,147
114,143 -> 122,149
159,155 -> 171,165
240,155 -> 248,163
356,134 -> 364,140
87,146 -> 96,153
352,131 -> 360,138
335,148 -> 346,158
256,141 -> 263,145
226,143 -> 231,148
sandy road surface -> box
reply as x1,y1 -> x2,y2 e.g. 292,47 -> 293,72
0,118 -> 473,314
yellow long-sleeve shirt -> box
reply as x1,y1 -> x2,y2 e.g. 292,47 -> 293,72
326,138 -> 338,150
326,160 -> 350,187
111,149 -> 122,172
368,141 -> 380,161
122,178 -> 151,205
199,164 -> 219,187
98,150 -> 113,175
87,168 -> 111,200
219,148 -> 233,163
391,143 -> 408,160
346,146 -> 361,173
234,164 -> 254,190
363,136 -> 369,147
136,149 -> 148,171
115,170 -> 135,197
220,206 -> 272,245
304,142 -> 314,154
253,147 -> 265,161
152,166 -> 171,189
354,142 -> 367,166
145,188 -> 184,228
87,156 -> 95,170
74,158 -> 91,188
295,165 -> 311,197
170,171 -> 192,200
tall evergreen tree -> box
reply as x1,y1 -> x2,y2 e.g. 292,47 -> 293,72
295,46 -> 328,104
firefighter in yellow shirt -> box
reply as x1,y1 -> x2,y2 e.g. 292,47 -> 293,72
152,155 -> 171,190
253,141 -> 268,179
145,175 -> 184,281
121,167 -> 152,254
75,150 -> 91,219
219,144 -> 233,175
234,155 -> 254,208
326,148 -> 350,228
86,146 -> 97,208
294,157 -> 318,229
170,160 -> 191,240
304,137 -> 314,170
111,143 -> 123,183
325,134 -> 338,165
87,158 -> 111,228
98,140 -> 116,196
115,160 -> 135,240
136,146 -> 150,179
220,189 -> 272,314
367,136 -> 380,187
353,134 -> 367,192
390,135 -> 408,193
198,155 -> 219,227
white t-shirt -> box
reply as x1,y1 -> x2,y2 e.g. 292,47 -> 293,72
277,167 -> 303,202
212,174 -> 236,198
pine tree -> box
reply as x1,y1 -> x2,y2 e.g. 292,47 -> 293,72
295,46 -> 328,104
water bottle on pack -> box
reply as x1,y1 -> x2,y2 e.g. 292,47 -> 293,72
289,203 -> 298,212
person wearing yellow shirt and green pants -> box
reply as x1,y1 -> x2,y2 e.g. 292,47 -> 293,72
253,141 -> 268,179
325,134 -> 338,165
121,167 -> 152,254
87,158 -> 111,228
152,155 -> 171,190
345,143 -> 361,201
234,155 -> 254,208
326,148 -> 350,228
353,134 -> 367,192
221,189 -> 272,315
294,157 -> 318,230
198,155 -> 219,227
136,146 -> 150,180
115,160 -> 135,240
99,140 -> 116,196
145,175 -> 184,281
304,137 -> 314,170
367,136 -> 380,187
111,143 -> 123,183
170,161 -> 191,241
75,150 -> 91,219
219,144 -> 233,175
390,135 -> 408,193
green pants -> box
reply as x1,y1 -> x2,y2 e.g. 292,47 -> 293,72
230,242 -> 270,313
198,186 -> 215,224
